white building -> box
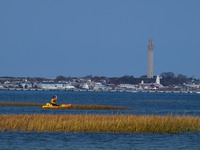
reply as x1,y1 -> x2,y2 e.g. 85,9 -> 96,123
38,82 -> 76,90
139,75 -> 163,90
80,83 -> 89,90
117,84 -> 137,91
93,82 -> 106,91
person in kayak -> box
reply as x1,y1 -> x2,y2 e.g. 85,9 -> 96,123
51,95 -> 59,106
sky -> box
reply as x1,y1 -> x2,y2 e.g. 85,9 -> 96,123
0,0 -> 200,78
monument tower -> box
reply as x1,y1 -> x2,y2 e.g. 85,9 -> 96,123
147,38 -> 154,78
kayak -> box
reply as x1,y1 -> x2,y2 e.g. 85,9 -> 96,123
42,103 -> 72,109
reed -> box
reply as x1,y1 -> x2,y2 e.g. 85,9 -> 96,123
71,104 -> 129,110
0,101 -> 129,110
1,114 -> 200,133
0,101 -> 42,107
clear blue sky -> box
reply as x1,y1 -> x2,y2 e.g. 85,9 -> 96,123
0,0 -> 200,78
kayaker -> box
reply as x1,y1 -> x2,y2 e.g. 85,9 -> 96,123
51,95 -> 58,106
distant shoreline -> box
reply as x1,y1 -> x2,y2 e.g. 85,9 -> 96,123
0,87 -> 199,94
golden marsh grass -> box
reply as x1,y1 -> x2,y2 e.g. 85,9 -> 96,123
1,114 -> 200,133
0,101 -> 42,107
0,101 -> 128,110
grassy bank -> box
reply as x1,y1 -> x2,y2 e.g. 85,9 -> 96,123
0,101 -> 128,110
0,101 -> 42,107
1,114 -> 200,133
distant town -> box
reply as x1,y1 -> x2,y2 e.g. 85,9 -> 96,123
1,39 -> 198,93
0,72 -> 200,93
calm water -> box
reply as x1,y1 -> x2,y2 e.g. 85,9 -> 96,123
1,90 -> 200,150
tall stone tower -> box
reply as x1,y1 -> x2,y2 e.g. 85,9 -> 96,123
147,38 -> 154,78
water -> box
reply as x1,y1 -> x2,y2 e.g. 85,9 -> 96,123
1,132 -> 200,150
1,90 -> 200,116
1,90 -> 200,149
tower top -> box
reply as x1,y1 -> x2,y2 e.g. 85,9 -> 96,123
148,38 -> 154,46
148,38 -> 154,50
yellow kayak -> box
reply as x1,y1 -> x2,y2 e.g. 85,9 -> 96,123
42,103 -> 72,109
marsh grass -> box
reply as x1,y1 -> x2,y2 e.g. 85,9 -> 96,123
71,104 -> 129,110
0,101 -> 42,107
0,101 -> 129,110
1,114 -> 200,133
